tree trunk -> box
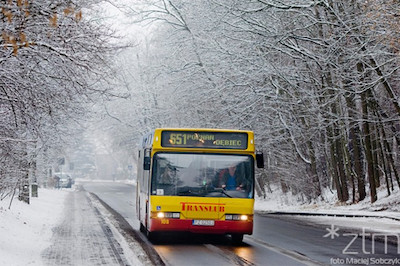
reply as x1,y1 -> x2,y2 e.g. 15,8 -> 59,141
308,140 -> 321,198
361,91 -> 377,203
378,135 -> 391,196
335,136 -> 349,202
370,124 -> 380,188
381,128 -> 400,190
345,95 -> 366,201
329,136 -> 343,202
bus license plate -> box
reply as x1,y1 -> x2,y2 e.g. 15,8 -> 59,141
193,220 -> 215,226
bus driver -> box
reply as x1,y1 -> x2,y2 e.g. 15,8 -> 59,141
221,164 -> 244,190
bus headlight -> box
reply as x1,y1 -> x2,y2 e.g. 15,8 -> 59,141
225,214 -> 250,221
154,212 -> 180,219
240,215 -> 248,221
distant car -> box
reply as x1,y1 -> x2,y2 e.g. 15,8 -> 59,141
59,177 -> 72,188
54,173 -> 73,188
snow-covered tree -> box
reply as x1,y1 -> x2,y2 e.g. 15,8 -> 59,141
0,0 -> 123,203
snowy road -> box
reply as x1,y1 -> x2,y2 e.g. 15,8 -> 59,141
82,182 -> 314,265
81,181 -> 400,266
42,190 -> 130,265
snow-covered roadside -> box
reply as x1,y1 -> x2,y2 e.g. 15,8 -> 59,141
255,187 -> 400,234
0,187 -> 147,266
0,189 -> 68,266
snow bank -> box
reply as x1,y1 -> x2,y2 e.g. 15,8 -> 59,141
255,186 -> 400,234
0,189 -> 68,266
255,185 -> 400,212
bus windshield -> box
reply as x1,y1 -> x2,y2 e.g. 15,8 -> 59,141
151,153 -> 254,198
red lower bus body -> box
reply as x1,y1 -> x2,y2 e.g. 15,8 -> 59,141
149,218 -> 253,235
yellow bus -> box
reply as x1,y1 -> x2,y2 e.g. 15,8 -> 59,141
136,128 -> 264,244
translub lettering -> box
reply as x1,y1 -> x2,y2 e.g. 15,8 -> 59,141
180,202 -> 225,212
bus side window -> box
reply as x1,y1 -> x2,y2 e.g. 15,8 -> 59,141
143,149 -> 151,170
139,150 -> 145,194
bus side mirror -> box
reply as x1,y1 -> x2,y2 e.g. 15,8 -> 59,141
256,152 -> 264,168
144,156 -> 151,171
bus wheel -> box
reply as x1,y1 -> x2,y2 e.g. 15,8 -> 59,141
140,223 -> 146,233
147,230 -> 158,242
231,234 -> 243,245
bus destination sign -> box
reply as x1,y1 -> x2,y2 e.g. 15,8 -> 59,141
161,131 -> 248,149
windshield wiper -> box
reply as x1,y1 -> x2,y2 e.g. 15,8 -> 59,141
211,188 -> 232,198
177,187 -> 199,196
177,187 -> 233,198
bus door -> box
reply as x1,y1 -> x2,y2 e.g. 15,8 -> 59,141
142,148 -> 151,229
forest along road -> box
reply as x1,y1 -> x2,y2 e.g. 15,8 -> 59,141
82,181 -> 399,266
